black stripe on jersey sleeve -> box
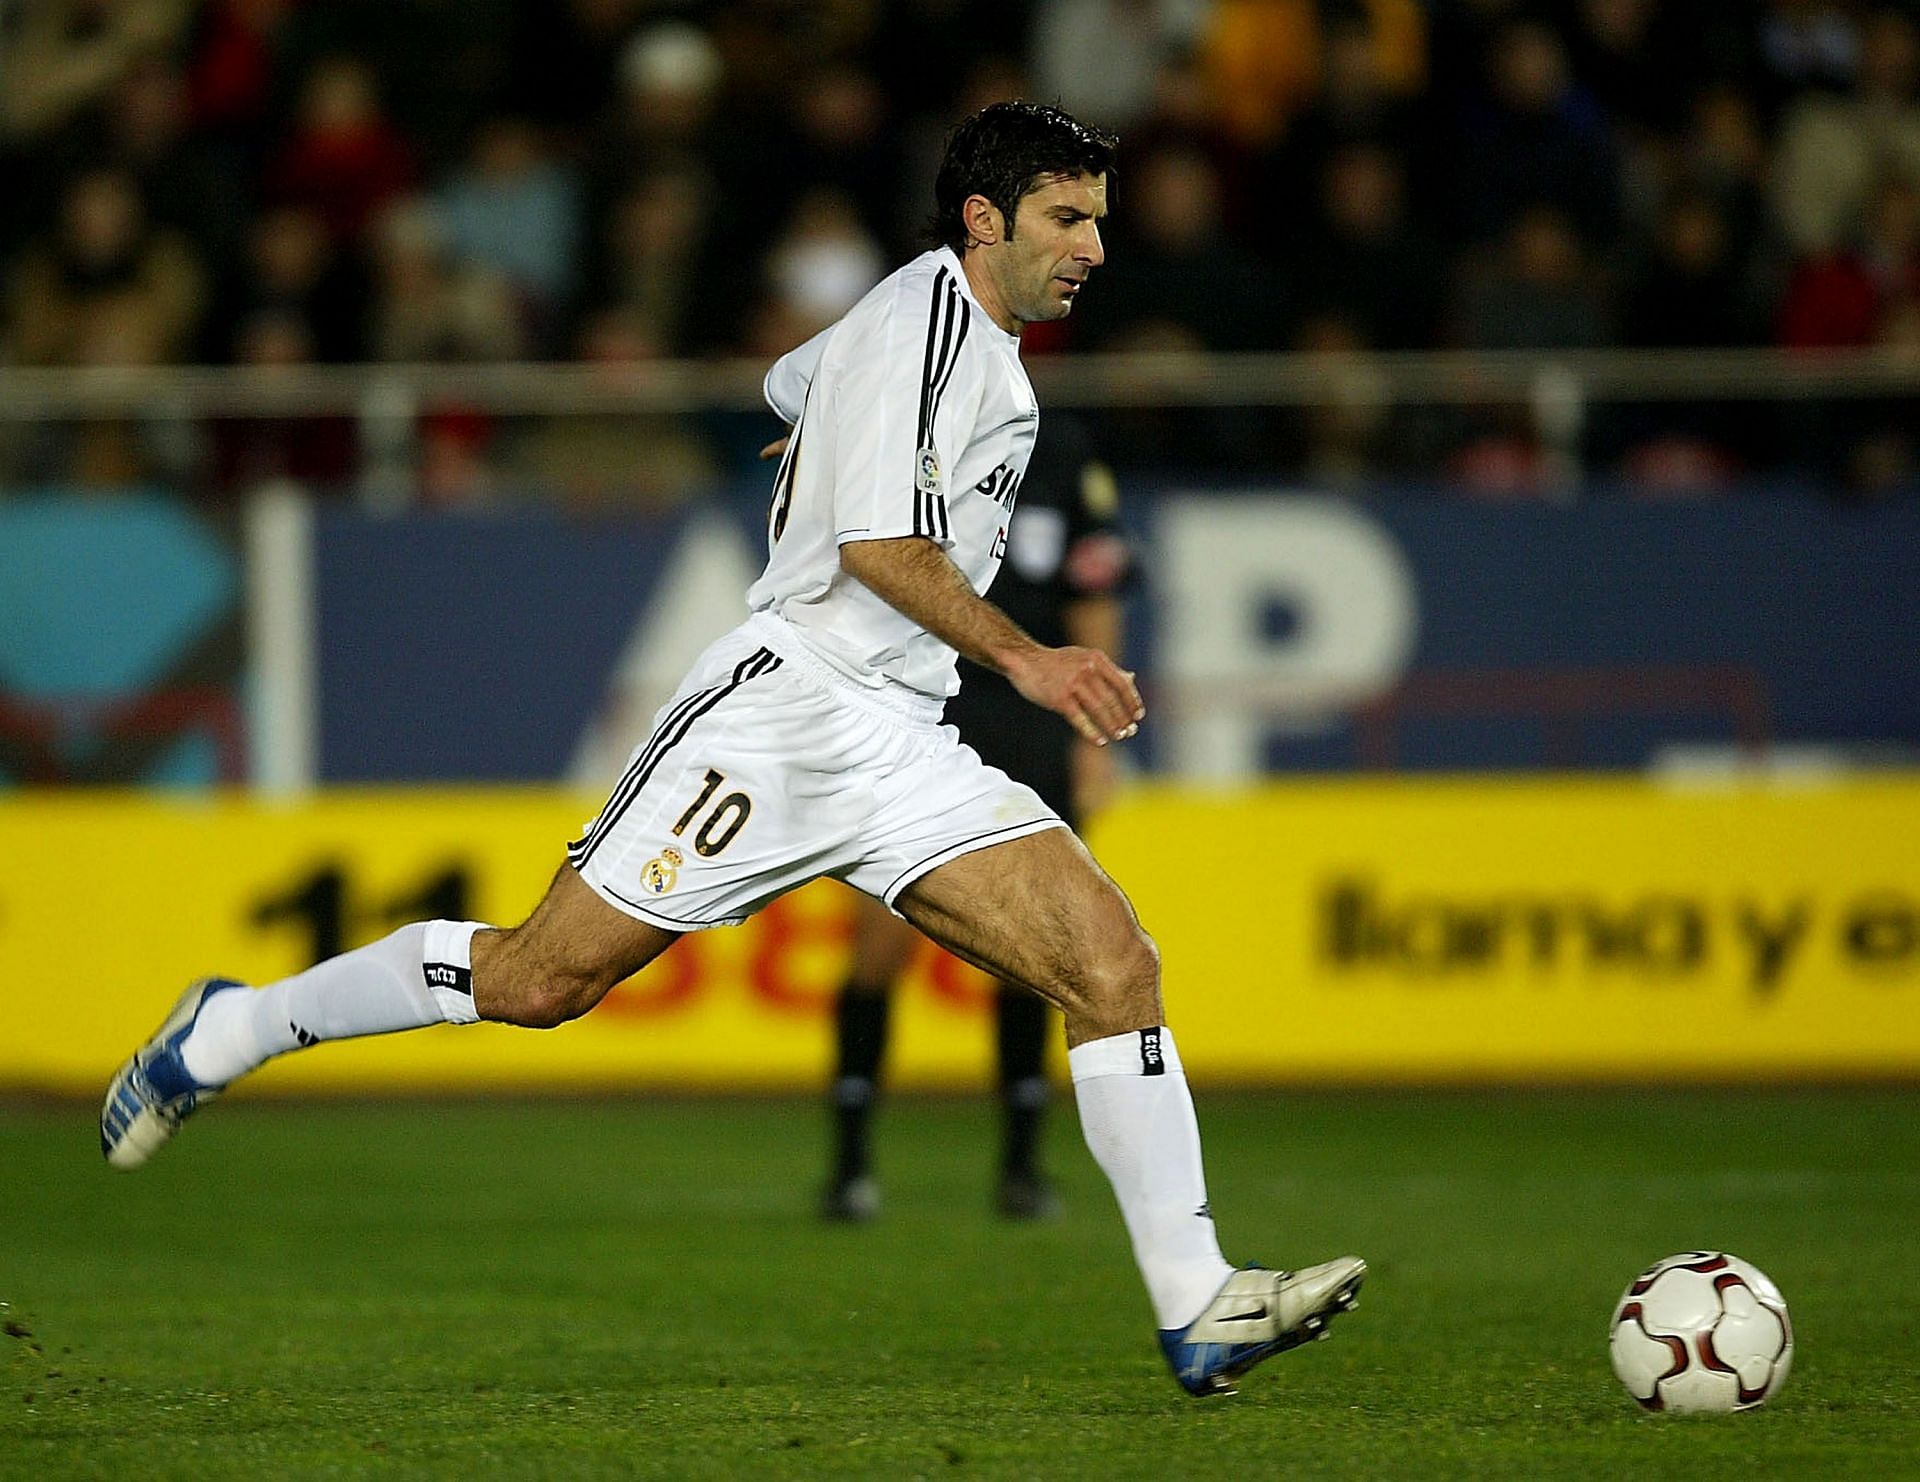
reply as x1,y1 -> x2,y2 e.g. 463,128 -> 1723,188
911,272 -> 968,540
917,269 -> 953,448
931,284 -> 969,419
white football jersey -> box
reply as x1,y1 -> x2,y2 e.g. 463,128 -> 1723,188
747,247 -> 1039,700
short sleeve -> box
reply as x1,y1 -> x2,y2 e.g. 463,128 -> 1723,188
763,324 -> 834,425
829,266 -> 983,549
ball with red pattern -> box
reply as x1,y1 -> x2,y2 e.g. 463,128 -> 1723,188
1608,1251 -> 1793,1413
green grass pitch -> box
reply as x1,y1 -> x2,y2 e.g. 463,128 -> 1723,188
3,1089 -> 1915,1479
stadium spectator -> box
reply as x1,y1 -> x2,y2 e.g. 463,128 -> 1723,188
581,23 -> 735,328
863,0 -> 1030,123
206,309 -> 357,494
38,53 -> 246,286
1282,311 -> 1401,489
1448,20 -> 1620,249
514,309 -> 720,511
608,21 -> 725,162
1201,0 -> 1426,150
1253,8 -> 1431,226
1773,8 -> 1920,257
1448,206 -> 1604,497
1289,143 -> 1448,351
1675,85 -> 1774,268
1078,142 -> 1275,350
267,0 -> 514,178
1423,0 -> 1528,120
206,205 -> 368,364
500,0 -> 646,139
6,2 -> 1920,499
1622,193 -> 1761,350
179,0 -> 292,160
267,56 -> 414,247
4,167 -> 203,368
1773,175 -> 1920,478
1453,205 -> 1607,352
749,189 -> 887,354
764,65 -> 906,252
585,165 -> 720,358
1743,0 -> 1863,124
1029,0 -> 1208,133
1614,191 -> 1765,477
1777,240 -> 1882,350
433,116 -> 584,351
1561,0 -> 1700,136
0,0 -> 191,145
364,198 -> 525,363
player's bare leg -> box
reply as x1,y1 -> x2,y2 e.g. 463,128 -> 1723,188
469,864 -> 678,1026
103,864 -> 673,1170
896,827 -> 1365,1395
894,827 -> 1159,1045
822,891 -> 1059,1220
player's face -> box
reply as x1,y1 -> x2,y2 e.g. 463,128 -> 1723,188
996,171 -> 1108,326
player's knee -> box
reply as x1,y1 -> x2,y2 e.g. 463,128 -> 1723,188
475,931 -> 617,1028
498,968 -> 608,1029
1069,926 -> 1161,1031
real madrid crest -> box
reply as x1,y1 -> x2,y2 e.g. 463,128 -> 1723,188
640,846 -> 684,895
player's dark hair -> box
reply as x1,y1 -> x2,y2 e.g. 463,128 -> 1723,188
929,102 -> 1118,253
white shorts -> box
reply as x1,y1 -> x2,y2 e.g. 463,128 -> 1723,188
567,613 -> 1065,930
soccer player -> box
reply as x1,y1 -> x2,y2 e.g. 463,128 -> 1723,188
101,102 -> 1365,1397
821,414 -> 1129,1224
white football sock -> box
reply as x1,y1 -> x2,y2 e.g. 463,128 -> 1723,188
179,920 -> 485,1086
1069,1026 -> 1235,1330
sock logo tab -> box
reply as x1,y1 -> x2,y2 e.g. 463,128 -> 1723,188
424,962 -> 473,997
1139,1027 -> 1165,1076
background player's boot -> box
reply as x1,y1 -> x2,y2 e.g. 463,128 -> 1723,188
994,1169 -> 1061,1220
1158,1257 -> 1368,1397
100,977 -> 246,1171
820,1174 -> 880,1222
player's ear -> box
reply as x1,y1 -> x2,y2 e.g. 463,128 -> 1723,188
962,193 -> 1003,248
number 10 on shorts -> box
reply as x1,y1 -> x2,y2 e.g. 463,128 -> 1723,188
673,769 -> 754,857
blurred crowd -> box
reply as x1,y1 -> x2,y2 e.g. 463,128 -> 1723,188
5,0 -> 1920,500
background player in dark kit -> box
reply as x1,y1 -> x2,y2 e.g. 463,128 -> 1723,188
823,413 -> 1133,1221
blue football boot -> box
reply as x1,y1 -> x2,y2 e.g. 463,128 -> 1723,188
1159,1257 -> 1368,1396
100,977 -> 247,1171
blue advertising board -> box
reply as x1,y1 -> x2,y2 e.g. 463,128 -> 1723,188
289,488 -> 1920,780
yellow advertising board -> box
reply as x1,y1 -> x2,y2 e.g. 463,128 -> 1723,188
2,778 -> 1917,1094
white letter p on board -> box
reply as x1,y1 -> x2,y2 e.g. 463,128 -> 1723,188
1158,496 -> 1418,779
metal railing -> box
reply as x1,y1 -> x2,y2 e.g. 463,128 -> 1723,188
3,345 -> 1919,420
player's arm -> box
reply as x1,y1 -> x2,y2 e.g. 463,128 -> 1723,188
839,535 -> 1142,746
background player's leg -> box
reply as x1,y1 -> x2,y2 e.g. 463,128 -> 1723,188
895,829 -> 1232,1330
823,890 -> 918,1219
994,984 -> 1057,1218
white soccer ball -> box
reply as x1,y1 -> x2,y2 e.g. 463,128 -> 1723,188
1609,1251 -> 1793,1413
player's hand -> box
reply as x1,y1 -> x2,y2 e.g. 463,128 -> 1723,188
759,437 -> 790,461
1006,645 -> 1144,746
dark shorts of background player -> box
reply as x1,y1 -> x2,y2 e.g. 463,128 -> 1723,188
946,666 -> 1080,833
